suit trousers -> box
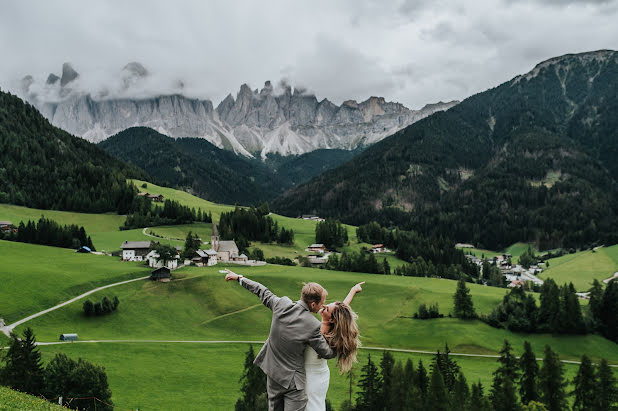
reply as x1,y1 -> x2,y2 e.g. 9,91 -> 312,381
267,375 -> 307,411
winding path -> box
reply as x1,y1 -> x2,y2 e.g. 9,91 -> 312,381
0,276 -> 150,337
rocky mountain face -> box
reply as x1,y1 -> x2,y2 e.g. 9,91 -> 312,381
19,64 -> 457,157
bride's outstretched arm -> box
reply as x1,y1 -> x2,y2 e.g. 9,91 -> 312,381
343,281 -> 365,306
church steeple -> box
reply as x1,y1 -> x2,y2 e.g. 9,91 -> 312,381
211,222 -> 219,251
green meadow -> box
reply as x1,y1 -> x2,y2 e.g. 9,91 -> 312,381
36,342 -> 591,411
0,240 -> 150,323
0,385 -> 65,411
15,264 -> 618,365
541,244 -> 618,291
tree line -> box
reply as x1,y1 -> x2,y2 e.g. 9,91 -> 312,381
484,279 -> 588,335
234,340 -> 617,410
122,196 -> 212,230
218,204 -> 294,246
357,221 -> 479,279
320,251 -> 390,275
316,219 -> 349,249
0,216 -> 95,250
0,328 -> 112,410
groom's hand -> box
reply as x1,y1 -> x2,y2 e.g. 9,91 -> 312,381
224,269 -> 243,282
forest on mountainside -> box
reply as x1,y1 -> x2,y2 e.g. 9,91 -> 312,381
273,51 -> 618,251
0,90 -> 145,214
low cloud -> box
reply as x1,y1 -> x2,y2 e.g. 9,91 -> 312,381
1,0 -> 617,109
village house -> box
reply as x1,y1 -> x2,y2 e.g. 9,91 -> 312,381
368,244 -> 387,253
191,249 -> 218,266
145,249 -> 179,269
137,192 -> 164,202
300,215 -> 325,221
0,221 -> 16,234
210,223 -> 240,262
120,241 -> 152,261
307,255 -> 328,267
307,243 -> 326,253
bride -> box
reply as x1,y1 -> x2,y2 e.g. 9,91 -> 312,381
305,281 -> 364,411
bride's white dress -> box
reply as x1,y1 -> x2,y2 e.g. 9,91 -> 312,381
304,346 -> 330,411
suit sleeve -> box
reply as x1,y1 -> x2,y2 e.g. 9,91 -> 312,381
308,327 -> 336,359
239,277 -> 281,311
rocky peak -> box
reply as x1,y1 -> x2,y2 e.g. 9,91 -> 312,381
46,73 -> 60,85
60,63 -> 79,87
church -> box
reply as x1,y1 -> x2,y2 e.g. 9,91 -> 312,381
210,222 -> 246,262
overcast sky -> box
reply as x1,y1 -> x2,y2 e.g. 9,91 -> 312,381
1,0 -> 617,109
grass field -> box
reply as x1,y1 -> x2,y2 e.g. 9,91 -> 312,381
457,246 -> 501,260
540,244 -> 618,291
130,179 -> 237,222
0,386 -> 65,410
505,242 -> 538,264
15,264 -> 618,365
35,342 -> 591,411
0,240 -> 151,323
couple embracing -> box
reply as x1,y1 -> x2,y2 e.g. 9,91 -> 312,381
224,269 -> 364,411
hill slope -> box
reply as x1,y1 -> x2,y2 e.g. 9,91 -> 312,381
274,50 -> 618,250
0,90 -> 145,213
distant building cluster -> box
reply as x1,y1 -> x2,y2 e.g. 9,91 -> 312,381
463,249 -> 545,288
137,192 -> 165,202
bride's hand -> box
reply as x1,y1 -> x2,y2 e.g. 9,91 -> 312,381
351,281 -> 365,294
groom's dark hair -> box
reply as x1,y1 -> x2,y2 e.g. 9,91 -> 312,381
302,282 -> 326,305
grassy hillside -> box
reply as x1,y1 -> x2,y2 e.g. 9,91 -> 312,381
541,244 -> 618,290
16,264 -> 618,364
0,386 -> 65,411
0,240 -> 150,323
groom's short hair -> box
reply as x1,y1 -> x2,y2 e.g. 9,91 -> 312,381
302,282 -> 326,305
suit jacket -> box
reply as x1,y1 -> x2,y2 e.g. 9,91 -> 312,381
240,277 -> 336,389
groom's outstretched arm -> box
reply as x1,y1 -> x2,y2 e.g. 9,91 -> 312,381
225,270 -> 280,310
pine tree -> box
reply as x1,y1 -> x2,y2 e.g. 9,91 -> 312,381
599,280 -> 618,343
380,351 -> 395,409
453,276 -> 476,319
538,345 -> 567,411
572,355 -> 597,411
451,372 -> 470,410
519,341 -> 539,405
0,327 -> 44,396
235,345 -> 266,411
596,358 -> 618,411
427,362 -> 449,411
415,359 -> 429,405
469,381 -> 492,411
491,340 -> 521,411
355,354 -> 382,411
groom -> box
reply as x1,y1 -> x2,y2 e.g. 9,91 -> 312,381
224,269 -> 335,410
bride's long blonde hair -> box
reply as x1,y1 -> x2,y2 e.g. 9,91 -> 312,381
325,302 -> 360,373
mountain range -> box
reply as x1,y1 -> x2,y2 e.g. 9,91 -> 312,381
273,50 -> 618,250
18,63 -> 457,158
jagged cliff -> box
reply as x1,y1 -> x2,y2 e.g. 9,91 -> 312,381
19,63 -> 458,157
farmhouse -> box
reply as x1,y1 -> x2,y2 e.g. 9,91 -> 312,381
120,241 -> 152,261
368,244 -> 387,253
151,267 -> 171,282
137,192 -> 164,202
192,249 -> 218,266
146,249 -> 179,269
0,221 -> 15,234
307,255 -> 328,267
307,243 -> 326,253
210,223 -> 240,262
300,214 -> 325,221
148,194 -> 164,202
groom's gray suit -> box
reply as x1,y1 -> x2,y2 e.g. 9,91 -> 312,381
239,277 -> 336,411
